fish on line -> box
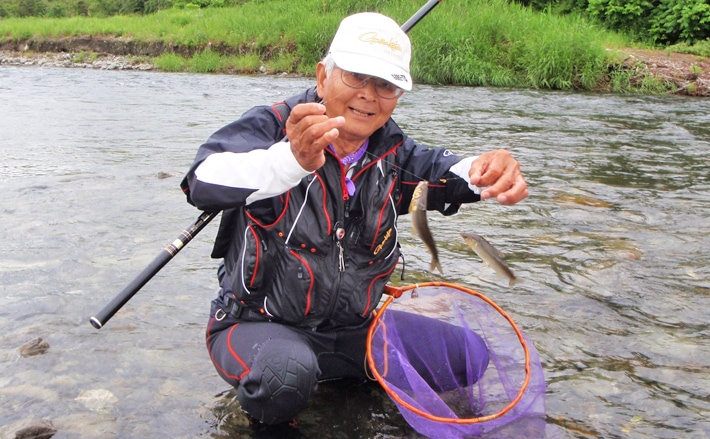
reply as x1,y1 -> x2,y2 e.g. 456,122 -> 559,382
461,232 -> 518,287
409,180 -> 443,274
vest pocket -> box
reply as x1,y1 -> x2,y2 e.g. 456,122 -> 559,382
235,225 -> 273,300
233,228 -> 318,323
266,249 -> 315,321
347,169 -> 399,265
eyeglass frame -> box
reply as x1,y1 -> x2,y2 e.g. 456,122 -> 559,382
338,68 -> 405,99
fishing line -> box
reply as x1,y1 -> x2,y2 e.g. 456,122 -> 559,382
321,100 -> 470,186
361,148 -> 465,185
315,65 -> 471,186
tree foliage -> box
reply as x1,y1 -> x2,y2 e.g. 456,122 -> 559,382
587,0 -> 710,43
519,0 -> 710,44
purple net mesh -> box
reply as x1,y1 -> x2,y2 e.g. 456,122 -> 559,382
368,284 -> 546,438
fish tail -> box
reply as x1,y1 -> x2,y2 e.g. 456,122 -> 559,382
431,259 -> 443,275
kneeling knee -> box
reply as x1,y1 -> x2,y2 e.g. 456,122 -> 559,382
237,338 -> 319,424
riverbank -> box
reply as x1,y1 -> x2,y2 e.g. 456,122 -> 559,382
0,0 -> 661,94
1,0 -> 709,98
0,29 -> 710,97
0,48 -> 155,71
3,42 -> 708,97
612,48 -> 710,97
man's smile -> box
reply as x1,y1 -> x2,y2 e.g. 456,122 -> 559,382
350,107 -> 375,117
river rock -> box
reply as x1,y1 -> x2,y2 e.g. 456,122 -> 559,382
0,418 -> 56,439
14,423 -> 56,439
75,389 -> 118,412
154,171 -> 184,179
18,338 -> 50,357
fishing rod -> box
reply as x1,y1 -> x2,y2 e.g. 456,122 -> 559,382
402,0 -> 442,33
90,211 -> 217,329
90,0 -> 444,330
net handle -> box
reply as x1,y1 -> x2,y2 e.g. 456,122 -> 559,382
368,281 -> 532,425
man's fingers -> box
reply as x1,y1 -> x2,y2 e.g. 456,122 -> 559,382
469,149 -> 528,204
492,176 -> 529,205
305,116 -> 345,145
286,103 -> 345,171
288,102 -> 327,122
468,162 -> 488,186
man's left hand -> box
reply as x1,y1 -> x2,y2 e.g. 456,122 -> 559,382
468,149 -> 528,205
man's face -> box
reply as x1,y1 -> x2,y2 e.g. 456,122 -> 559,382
316,64 -> 401,147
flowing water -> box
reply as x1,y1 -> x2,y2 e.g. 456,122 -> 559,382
1,66 -> 708,438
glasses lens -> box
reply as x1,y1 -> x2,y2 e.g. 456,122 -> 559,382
374,79 -> 404,99
341,70 -> 368,88
340,69 -> 403,99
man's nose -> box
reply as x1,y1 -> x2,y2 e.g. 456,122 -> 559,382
358,79 -> 378,99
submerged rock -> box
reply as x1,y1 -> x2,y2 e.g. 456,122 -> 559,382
18,338 -> 50,357
0,418 -> 56,439
15,423 -> 57,439
75,389 -> 118,412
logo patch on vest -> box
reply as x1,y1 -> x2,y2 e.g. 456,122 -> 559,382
373,228 -> 393,255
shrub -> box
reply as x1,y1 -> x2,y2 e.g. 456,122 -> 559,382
187,49 -> 223,73
154,52 -> 187,71
584,0 -> 709,44
649,0 -> 710,43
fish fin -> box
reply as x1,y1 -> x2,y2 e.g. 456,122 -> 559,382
431,260 -> 443,275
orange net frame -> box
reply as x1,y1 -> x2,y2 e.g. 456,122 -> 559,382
366,282 -> 545,438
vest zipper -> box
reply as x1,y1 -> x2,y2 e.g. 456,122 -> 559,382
336,241 -> 345,272
325,169 -> 349,324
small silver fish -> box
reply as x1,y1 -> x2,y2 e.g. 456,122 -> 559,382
409,181 -> 443,274
461,232 -> 518,286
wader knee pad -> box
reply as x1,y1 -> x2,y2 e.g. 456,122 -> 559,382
237,338 -> 319,424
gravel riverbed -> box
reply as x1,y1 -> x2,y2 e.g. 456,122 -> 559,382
0,50 -> 154,71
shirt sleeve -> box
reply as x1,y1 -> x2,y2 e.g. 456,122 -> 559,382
185,140 -> 312,212
447,156 -> 482,195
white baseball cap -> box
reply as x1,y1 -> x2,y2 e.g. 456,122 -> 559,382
328,12 -> 412,91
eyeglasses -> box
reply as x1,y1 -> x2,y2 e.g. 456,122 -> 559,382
340,69 -> 404,99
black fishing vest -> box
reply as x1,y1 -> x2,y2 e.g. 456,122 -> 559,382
216,102 -> 405,330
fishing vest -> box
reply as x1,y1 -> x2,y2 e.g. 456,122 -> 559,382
215,100 -> 405,330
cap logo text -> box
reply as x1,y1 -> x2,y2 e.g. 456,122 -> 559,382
359,32 -> 403,52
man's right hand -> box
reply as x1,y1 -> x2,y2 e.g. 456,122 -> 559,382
286,103 -> 345,172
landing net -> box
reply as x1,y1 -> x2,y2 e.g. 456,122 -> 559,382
367,282 -> 546,438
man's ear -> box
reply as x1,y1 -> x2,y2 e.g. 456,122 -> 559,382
315,62 -> 327,98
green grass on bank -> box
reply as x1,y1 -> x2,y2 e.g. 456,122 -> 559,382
0,0 -> 673,92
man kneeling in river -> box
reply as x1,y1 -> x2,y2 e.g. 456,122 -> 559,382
181,12 -> 528,424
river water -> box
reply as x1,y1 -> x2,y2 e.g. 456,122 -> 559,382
1,66 -> 708,439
